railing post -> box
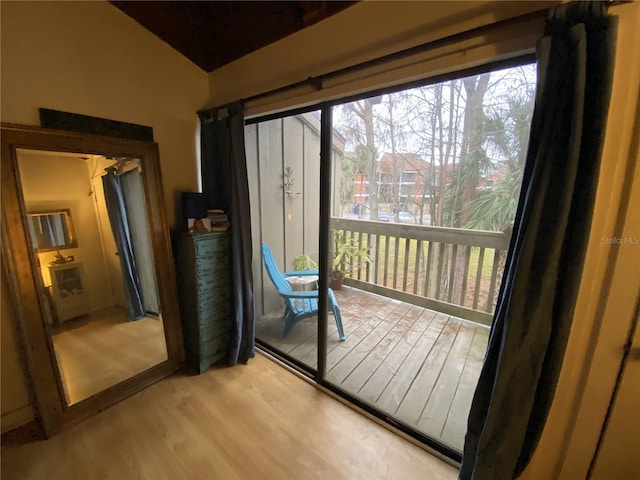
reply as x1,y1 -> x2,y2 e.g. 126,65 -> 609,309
330,217 -> 509,323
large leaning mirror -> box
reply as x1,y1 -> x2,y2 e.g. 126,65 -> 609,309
1,124 -> 184,436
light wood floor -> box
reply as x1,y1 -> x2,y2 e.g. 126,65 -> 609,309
52,306 -> 168,405
1,353 -> 458,480
256,286 -> 489,451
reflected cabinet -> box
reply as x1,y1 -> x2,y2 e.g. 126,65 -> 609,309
176,232 -> 232,373
48,262 -> 91,323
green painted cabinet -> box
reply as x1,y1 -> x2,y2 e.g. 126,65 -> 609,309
176,232 -> 232,373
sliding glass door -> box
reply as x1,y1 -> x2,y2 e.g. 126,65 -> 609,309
248,60 -> 536,457
249,111 -> 325,371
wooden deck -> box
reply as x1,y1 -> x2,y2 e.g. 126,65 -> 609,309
256,286 -> 489,451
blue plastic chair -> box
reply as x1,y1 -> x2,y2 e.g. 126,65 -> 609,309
261,244 -> 345,341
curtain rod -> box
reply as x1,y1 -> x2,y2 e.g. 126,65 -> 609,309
201,0 -> 622,116
245,9 -> 550,104
198,7 -> 549,118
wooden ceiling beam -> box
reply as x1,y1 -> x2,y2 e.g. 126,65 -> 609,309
110,1 -> 357,72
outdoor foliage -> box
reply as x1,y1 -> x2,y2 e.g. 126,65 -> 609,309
334,64 -> 537,232
330,229 -> 372,280
293,253 -> 318,271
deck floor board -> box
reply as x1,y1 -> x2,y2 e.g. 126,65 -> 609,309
256,286 -> 489,451
440,326 -> 489,450
416,320 -> 476,439
376,313 -> 450,415
393,316 -> 462,425
328,302 -> 412,384
358,308 -> 437,405
340,305 -> 423,394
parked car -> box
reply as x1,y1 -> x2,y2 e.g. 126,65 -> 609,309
397,212 -> 415,223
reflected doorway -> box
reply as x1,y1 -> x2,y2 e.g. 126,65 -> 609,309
17,148 -> 168,406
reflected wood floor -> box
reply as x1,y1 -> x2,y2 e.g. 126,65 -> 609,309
52,306 -> 167,405
1,354 -> 457,480
256,286 -> 489,452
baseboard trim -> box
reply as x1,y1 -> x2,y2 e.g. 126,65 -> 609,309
1,419 -> 45,445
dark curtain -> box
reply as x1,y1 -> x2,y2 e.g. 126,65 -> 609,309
102,171 -> 145,321
198,101 -> 255,365
460,3 -> 617,479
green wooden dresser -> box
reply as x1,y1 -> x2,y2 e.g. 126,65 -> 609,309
176,232 -> 232,373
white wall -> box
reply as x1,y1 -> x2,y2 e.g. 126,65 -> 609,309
1,0 -> 209,225
1,0 -> 209,431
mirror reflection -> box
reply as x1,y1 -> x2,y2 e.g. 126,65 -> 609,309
27,209 -> 77,251
17,148 -> 168,405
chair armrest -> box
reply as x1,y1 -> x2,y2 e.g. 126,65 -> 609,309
280,289 -> 337,299
279,290 -> 320,299
283,270 -> 319,277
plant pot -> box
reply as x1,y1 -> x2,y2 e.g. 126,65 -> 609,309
329,276 -> 344,290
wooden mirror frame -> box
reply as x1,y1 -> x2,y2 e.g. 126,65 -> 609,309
1,124 -> 185,436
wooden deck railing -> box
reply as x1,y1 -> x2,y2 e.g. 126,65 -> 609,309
331,217 -> 511,325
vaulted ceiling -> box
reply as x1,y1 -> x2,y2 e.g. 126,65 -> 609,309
111,1 -> 358,72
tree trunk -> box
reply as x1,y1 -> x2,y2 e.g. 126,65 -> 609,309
388,100 -> 401,221
452,73 -> 490,303
459,74 -> 490,226
364,100 -> 378,220
430,90 -> 438,226
437,80 -> 457,227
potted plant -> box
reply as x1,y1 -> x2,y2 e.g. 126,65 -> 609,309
329,230 -> 372,290
293,253 -> 318,271
293,231 -> 372,290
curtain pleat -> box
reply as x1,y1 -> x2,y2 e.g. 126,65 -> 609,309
199,102 -> 255,365
102,171 -> 145,321
459,2 -> 617,479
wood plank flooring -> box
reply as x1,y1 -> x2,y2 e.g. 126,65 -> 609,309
1,354 -> 457,480
256,286 -> 489,452
51,306 -> 168,405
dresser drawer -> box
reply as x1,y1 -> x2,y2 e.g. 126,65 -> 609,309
199,319 -> 232,347
193,234 -> 229,258
195,255 -> 229,276
191,332 -> 230,374
198,288 -> 232,316
185,329 -> 230,356
201,332 -> 230,361
196,269 -> 229,294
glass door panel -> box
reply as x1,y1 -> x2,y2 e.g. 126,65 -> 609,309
248,111 -> 322,371
325,64 -> 536,452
